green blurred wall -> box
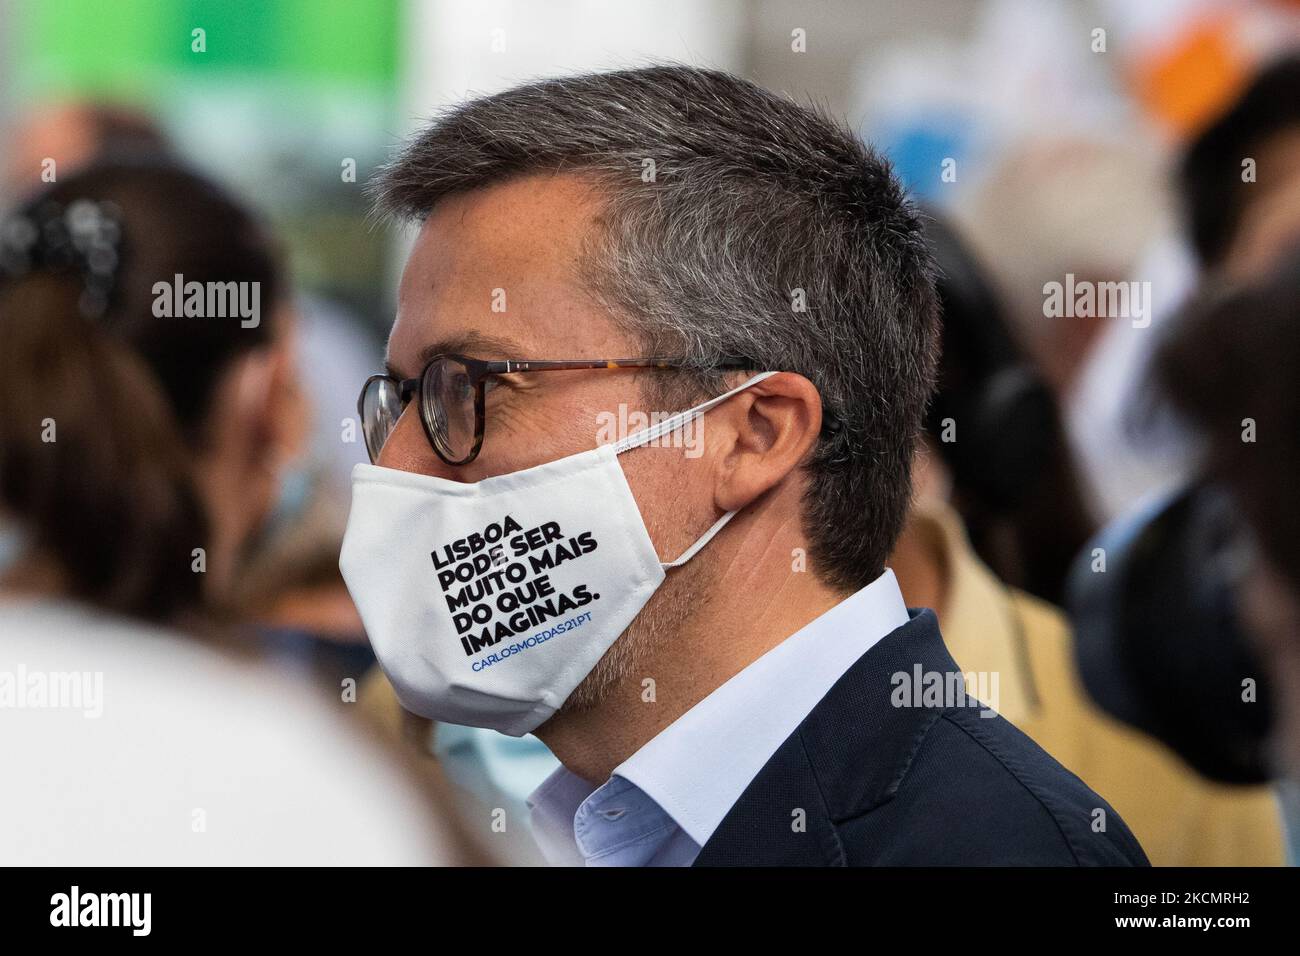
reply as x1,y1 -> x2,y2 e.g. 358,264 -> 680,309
14,0 -> 399,97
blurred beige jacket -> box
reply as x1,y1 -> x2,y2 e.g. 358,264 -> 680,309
915,501 -> 1283,867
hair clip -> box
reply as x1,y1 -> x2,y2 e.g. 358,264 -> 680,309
0,199 -> 124,319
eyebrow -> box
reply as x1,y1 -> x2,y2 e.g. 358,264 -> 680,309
384,330 -> 527,380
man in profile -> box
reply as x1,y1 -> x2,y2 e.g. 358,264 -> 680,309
346,65 -> 1148,866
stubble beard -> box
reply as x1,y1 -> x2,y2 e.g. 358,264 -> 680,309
556,548 -> 718,716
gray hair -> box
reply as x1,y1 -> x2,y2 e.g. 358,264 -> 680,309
372,65 -> 938,591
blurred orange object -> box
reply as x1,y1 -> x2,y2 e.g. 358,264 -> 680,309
1131,12 -> 1253,141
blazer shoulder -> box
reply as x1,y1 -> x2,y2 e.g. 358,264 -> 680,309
697,610 -> 1150,866
841,703 -> 1149,866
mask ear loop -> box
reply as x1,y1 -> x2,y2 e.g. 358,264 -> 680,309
661,510 -> 737,569
611,371 -> 779,454
607,370 -> 779,569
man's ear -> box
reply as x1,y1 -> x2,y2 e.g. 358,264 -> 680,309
711,372 -> 823,513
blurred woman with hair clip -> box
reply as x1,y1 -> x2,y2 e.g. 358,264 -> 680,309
0,159 -> 476,864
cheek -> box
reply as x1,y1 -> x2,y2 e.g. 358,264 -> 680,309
619,447 -> 715,555
471,389 -> 606,476
621,451 -> 668,502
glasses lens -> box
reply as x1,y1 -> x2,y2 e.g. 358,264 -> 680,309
359,376 -> 404,463
422,355 -> 478,463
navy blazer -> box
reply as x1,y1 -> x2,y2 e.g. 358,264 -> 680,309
694,609 -> 1150,866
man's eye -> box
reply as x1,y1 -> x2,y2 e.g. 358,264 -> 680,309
449,372 -> 473,401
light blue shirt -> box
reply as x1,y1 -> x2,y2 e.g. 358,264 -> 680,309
526,569 -> 910,866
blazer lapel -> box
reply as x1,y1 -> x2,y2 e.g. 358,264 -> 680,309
693,610 -> 955,866
692,727 -> 844,866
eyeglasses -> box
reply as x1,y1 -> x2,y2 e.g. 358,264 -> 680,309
357,354 -> 755,466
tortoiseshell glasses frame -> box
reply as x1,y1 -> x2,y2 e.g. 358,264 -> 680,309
357,354 -> 755,466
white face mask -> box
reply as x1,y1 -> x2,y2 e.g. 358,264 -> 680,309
339,371 -> 776,736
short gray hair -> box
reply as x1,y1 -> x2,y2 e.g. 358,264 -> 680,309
373,65 -> 938,591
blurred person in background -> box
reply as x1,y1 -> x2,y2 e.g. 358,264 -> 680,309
1,99 -> 387,689
0,100 -> 176,205
888,217 -> 1283,866
1179,54 -> 1300,281
1060,49 -> 1300,782
954,133 -> 1193,531
953,51 -> 1300,541
1152,241 -> 1300,863
0,158 -> 473,864
917,211 -> 1093,605
1048,54 -> 1300,865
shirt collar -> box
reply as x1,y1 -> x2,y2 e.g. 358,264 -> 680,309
526,765 -> 596,866
610,568 -> 908,847
527,569 -> 909,861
